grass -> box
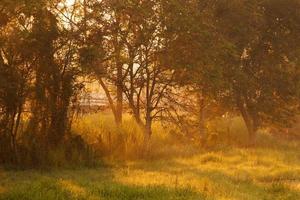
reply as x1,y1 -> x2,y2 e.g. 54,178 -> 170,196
1,145 -> 299,199
0,113 -> 300,200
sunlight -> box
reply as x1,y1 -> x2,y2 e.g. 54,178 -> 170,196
1,0 -> 300,199
66,0 -> 75,7
58,179 -> 87,198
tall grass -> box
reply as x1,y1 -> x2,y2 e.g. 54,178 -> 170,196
1,142 -> 299,200
72,113 -> 201,160
72,113 -> 144,159
1,113 -> 300,199
72,113 -> 298,161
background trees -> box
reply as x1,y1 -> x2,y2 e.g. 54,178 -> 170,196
0,0 -> 88,165
84,0 -> 177,142
0,0 -> 300,165
212,0 -> 300,142
0,0 -> 35,163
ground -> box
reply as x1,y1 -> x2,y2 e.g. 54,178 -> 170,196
0,142 -> 300,200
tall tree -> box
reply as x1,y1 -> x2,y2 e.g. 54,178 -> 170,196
213,0 -> 300,142
160,0 -> 223,141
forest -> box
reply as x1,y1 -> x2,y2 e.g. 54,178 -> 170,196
0,0 -> 300,199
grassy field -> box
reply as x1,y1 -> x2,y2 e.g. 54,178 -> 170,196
0,144 -> 300,200
0,114 -> 300,200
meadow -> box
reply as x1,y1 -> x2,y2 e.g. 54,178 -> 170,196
0,114 -> 300,200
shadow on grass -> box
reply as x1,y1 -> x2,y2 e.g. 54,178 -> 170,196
0,167 -> 208,200
1,142 -> 300,200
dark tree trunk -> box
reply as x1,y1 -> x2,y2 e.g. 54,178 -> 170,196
11,103 -> 23,164
145,112 -> 152,138
98,78 -> 119,125
236,95 -> 258,145
116,60 -> 123,125
197,92 -> 207,142
143,111 -> 152,154
116,79 -> 123,125
242,113 -> 257,143
114,31 -> 123,126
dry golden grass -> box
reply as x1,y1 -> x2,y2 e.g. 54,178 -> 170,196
0,113 -> 299,200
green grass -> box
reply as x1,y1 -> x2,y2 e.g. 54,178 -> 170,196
1,113 -> 300,199
0,144 -> 300,200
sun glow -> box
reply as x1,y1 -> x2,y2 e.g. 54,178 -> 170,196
66,0 -> 76,7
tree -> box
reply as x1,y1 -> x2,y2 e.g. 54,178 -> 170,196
213,0 -> 300,142
0,0 -> 35,163
119,0 -> 176,141
85,0 -> 177,143
159,0 -> 224,141
80,0 -> 127,126
0,0 -> 85,163
25,1 -> 84,148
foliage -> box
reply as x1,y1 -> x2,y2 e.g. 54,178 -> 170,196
0,0 -> 300,167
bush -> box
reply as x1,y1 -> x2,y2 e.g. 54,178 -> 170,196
72,113 -> 201,160
72,113 -> 146,160
206,116 -> 249,147
8,131 -> 97,169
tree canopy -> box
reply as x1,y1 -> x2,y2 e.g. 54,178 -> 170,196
0,0 -> 300,166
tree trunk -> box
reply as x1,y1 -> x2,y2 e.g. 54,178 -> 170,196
11,103 -> 22,164
116,77 -> 123,125
98,78 -> 119,124
114,30 -> 123,126
143,112 -> 152,154
242,113 -> 257,143
116,56 -> 123,125
237,96 -> 257,145
9,111 -> 17,163
145,113 -> 152,138
197,92 -> 206,142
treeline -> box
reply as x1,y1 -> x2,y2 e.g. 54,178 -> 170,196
0,0 -> 300,167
